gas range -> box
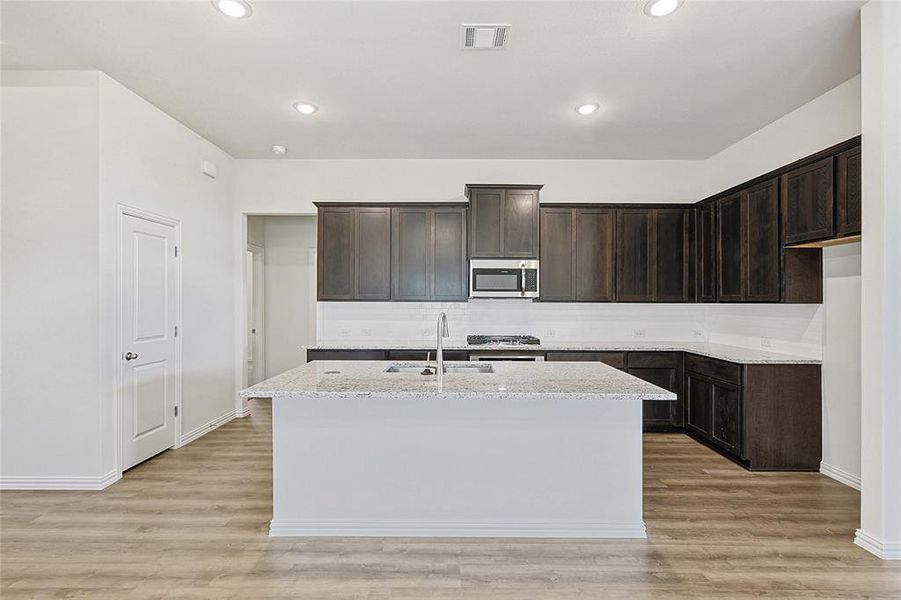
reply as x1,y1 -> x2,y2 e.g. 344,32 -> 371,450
466,335 -> 541,346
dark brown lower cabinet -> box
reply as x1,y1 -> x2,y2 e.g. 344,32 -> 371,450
625,352 -> 683,432
685,356 -> 821,471
545,351 -> 625,369
306,349 -> 388,361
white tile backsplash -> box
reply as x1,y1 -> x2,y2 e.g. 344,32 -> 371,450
317,300 -> 823,359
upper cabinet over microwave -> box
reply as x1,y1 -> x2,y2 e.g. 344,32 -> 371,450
466,185 -> 541,259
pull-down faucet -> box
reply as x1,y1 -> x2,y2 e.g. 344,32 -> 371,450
436,312 -> 449,388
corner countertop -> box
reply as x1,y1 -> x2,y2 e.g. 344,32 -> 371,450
303,341 -> 821,365
240,360 -> 678,401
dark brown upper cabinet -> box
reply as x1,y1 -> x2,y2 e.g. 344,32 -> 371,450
744,180 -> 781,302
781,157 -> 835,245
539,206 -> 615,302
617,208 -> 690,302
716,180 -> 781,303
836,145 -> 862,237
696,201 -> 717,302
318,206 -> 391,301
717,192 -> 745,302
392,206 -> 467,301
654,209 -> 691,302
467,185 -> 540,258
616,209 -> 653,301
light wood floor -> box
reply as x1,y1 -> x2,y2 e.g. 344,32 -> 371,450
2,400 -> 898,599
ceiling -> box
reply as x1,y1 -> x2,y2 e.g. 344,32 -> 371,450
1,1 -> 863,159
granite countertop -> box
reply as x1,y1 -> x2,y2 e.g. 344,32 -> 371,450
303,341 -> 821,365
240,360 -> 677,401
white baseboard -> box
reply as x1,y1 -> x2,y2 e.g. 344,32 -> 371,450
180,409 -> 236,446
0,469 -> 120,491
269,519 -> 647,539
820,462 -> 861,490
235,404 -> 250,418
855,529 -> 901,560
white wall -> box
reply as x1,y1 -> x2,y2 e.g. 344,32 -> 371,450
235,159 -> 707,214
821,243 -> 862,489
1,71 -> 105,481
97,74 -> 236,452
857,0 -> 901,559
1,71 -> 236,486
259,216 -> 317,377
704,75 -> 862,196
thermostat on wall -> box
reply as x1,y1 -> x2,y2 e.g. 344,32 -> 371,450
201,160 -> 218,179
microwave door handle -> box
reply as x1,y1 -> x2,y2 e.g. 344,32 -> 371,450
520,265 -> 526,296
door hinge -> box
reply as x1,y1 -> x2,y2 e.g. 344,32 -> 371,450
175,325 -> 178,337
174,406 -> 178,417
174,245 -> 178,257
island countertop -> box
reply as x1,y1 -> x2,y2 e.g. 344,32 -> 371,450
241,360 -> 677,401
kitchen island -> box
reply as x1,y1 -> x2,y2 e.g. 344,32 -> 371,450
241,360 -> 675,539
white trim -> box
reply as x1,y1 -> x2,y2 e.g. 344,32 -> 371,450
0,470 -> 120,491
820,462 -> 861,490
854,529 -> 901,560
269,519 -> 647,539
115,205 -> 183,475
179,409 -> 237,446
235,404 -> 251,418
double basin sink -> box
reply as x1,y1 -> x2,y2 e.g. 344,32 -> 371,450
384,363 -> 494,375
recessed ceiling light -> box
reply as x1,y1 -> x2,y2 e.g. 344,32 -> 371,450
272,145 -> 287,155
211,0 -> 252,19
644,0 -> 683,17
575,103 -> 600,116
293,102 -> 318,115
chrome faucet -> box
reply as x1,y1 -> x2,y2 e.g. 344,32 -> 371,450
436,312 -> 449,387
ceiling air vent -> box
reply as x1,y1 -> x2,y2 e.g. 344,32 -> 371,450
461,24 -> 511,50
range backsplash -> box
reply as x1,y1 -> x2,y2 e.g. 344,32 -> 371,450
317,300 -> 823,359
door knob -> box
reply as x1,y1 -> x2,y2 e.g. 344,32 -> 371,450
124,352 -> 139,361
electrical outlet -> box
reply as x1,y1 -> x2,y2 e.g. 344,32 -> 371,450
633,329 -> 646,338
338,328 -> 351,337
761,337 -> 772,348
545,329 -> 556,338
360,328 -> 372,337
693,329 -> 704,338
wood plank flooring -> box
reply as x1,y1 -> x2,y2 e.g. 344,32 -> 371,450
2,399 -> 898,599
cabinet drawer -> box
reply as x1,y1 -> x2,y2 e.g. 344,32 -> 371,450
627,351 -> 681,369
306,349 -> 387,362
685,353 -> 742,385
545,351 -> 625,369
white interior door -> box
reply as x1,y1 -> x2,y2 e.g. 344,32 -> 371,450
120,213 -> 179,470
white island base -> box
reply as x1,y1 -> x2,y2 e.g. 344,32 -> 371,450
269,393 -> 645,539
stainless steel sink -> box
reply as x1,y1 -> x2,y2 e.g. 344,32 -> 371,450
384,363 -> 494,375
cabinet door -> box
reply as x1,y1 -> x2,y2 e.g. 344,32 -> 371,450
711,382 -> 742,455
654,209 -> 690,302
744,180 -> 780,302
837,146 -> 862,236
469,189 -> 503,258
575,208 -> 616,301
356,208 -> 392,300
628,366 -> 680,430
686,373 -> 712,437
717,193 -> 745,302
432,208 -> 468,300
306,349 -> 386,362
697,203 -> 717,302
616,209 -> 653,301
539,208 -> 575,300
317,207 -> 356,300
781,157 -> 835,244
392,208 -> 431,300
503,189 -> 539,257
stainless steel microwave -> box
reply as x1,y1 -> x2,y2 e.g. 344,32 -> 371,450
469,259 -> 539,299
